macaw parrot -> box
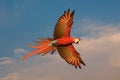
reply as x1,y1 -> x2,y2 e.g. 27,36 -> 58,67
22,9 -> 86,69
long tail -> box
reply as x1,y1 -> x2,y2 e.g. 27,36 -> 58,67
22,38 -> 56,61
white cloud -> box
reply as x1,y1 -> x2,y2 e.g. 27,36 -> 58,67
0,57 -> 15,65
0,72 -> 20,80
74,18 -> 120,37
14,48 -> 28,58
0,53 -> 66,80
108,52 -> 120,67
79,32 -> 120,54
83,32 -> 120,67
76,21 -> 120,67
0,21 -> 120,80
14,48 -> 28,54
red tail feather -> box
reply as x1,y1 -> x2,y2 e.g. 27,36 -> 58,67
22,38 -> 56,60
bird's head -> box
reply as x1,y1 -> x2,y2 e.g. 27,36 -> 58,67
74,38 -> 81,44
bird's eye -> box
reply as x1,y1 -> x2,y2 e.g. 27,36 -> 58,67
75,39 -> 80,44
76,41 -> 79,44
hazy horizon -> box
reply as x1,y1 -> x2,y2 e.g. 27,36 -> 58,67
0,0 -> 120,80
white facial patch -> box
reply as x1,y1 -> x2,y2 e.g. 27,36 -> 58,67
75,38 -> 80,44
49,40 -> 57,46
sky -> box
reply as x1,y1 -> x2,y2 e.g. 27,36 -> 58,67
0,0 -> 120,80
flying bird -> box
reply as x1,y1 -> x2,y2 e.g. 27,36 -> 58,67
22,9 -> 86,69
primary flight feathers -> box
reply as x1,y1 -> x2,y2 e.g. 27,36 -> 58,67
22,9 -> 86,69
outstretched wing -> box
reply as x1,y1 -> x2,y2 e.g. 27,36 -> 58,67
57,44 -> 86,68
54,9 -> 75,39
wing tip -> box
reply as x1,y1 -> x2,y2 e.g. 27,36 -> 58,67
71,10 -> 75,18
64,9 -> 75,16
74,65 -> 82,69
65,9 -> 75,19
68,9 -> 70,12
79,59 -> 86,66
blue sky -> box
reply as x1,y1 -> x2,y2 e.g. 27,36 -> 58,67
0,0 -> 120,80
0,0 -> 120,57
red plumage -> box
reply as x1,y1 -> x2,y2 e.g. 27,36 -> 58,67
22,9 -> 86,69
